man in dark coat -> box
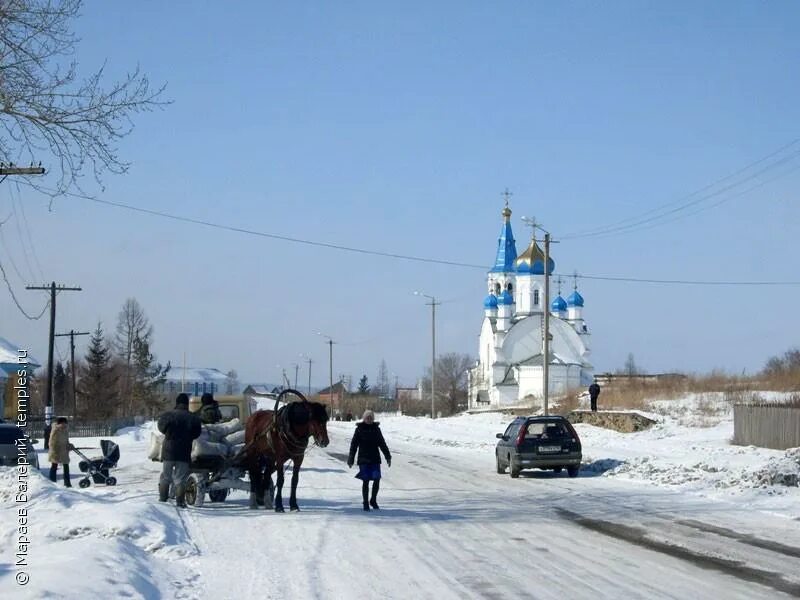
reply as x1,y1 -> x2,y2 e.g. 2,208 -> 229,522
157,393 -> 202,507
347,410 -> 391,511
588,381 -> 601,412
198,392 -> 222,424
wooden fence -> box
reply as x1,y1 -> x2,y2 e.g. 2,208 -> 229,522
25,417 -> 137,440
733,404 -> 800,450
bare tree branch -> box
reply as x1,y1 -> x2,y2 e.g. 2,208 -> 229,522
0,0 -> 169,204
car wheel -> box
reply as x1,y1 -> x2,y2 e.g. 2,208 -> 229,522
567,466 -> 579,478
509,455 -> 520,478
496,454 -> 505,474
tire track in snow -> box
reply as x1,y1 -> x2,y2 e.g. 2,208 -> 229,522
555,508 -> 800,597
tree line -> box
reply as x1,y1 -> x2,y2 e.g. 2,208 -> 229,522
52,298 -> 170,420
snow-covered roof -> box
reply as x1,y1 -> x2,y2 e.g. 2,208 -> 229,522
244,385 -> 272,395
164,367 -> 229,383
0,336 -> 41,371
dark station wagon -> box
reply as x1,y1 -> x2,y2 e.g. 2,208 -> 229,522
495,415 -> 582,478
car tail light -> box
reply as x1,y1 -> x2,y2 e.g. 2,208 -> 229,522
515,425 -> 527,447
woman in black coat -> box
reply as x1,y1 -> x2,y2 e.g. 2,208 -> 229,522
347,410 -> 391,511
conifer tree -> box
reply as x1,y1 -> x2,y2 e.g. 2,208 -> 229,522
77,322 -> 118,419
357,375 -> 370,395
130,336 -> 170,416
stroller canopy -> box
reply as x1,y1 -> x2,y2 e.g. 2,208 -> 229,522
100,440 -> 120,465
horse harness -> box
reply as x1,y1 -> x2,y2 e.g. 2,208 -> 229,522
256,404 -> 312,461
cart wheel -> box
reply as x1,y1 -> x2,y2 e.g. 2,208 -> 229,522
209,488 -> 228,502
79,478 -> 91,489
105,477 -> 117,486
185,474 -> 204,507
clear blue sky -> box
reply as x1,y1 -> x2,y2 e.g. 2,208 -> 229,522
4,1 -> 800,387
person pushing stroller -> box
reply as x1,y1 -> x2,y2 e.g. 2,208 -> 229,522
347,410 -> 391,511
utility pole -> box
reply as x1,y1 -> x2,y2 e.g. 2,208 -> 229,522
26,282 -> 81,447
328,341 -> 334,414
303,356 -> 313,396
414,291 -> 440,419
0,163 -> 46,176
292,363 -> 299,389
55,330 -> 89,418
316,333 -> 336,414
543,232 -> 551,416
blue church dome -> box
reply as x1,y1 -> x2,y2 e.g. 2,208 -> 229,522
483,294 -> 498,309
516,261 -> 531,274
567,290 -> 584,307
499,290 -> 514,305
531,257 -> 556,276
551,295 -> 567,312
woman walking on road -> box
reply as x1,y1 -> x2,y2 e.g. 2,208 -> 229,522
347,410 -> 392,511
48,417 -> 74,487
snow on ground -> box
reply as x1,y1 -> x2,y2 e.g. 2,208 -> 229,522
2,399 -> 800,599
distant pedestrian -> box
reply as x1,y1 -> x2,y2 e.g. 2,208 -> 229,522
198,392 -> 222,424
589,381 -> 601,412
157,393 -> 202,508
48,417 -> 74,487
347,410 -> 391,511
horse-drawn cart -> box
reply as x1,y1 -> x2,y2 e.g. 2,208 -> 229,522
184,455 -> 274,507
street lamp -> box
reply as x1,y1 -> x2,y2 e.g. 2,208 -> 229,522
317,332 -> 336,415
299,353 -> 313,396
414,291 -> 440,419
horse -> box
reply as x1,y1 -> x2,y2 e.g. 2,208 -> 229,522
245,390 -> 330,512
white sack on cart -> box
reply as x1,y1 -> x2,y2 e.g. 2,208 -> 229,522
203,418 -> 242,441
148,432 -> 164,461
224,429 -> 245,445
191,438 -> 230,460
229,443 -> 245,457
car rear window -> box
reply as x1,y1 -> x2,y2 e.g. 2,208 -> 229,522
525,421 -> 570,439
0,427 -> 25,444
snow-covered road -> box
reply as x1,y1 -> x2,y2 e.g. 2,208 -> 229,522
3,413 -> 800,599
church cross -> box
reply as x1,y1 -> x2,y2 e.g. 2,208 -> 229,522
502,188 -> 513,208
521,215 -> 537,239
572,270 -> 579,290
556,276 -> 564,295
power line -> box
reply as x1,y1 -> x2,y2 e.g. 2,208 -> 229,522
14,181 -> 800,287
567,160 -> 800,241
574,273 -> 800,286
561,139 -> 800,239
0,225 -> 28,282
0,258 -> 49,319
13,183 -> 45,279
11,194 -> 38,279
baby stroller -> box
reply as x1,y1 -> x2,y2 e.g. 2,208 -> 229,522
74,440 -> 120,488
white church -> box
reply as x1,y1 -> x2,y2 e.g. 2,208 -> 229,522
467,203 -> 594,409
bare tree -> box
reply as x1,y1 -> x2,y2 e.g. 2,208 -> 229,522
225,369 -> 239,395
620,353 -> 640,376
114,297 -> 152,411
0,0 -> 168,199
421,353 -> 473,415
375,359 -> 389,398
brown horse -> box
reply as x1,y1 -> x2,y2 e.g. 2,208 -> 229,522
245,390 -> 329,512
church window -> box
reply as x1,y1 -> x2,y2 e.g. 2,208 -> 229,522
507,283 -> 513,292
533,289 -> 540,305
495,283 -> 501,294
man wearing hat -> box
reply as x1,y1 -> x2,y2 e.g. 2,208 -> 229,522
157,393 -> 202,507
197,392 -> 222,424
